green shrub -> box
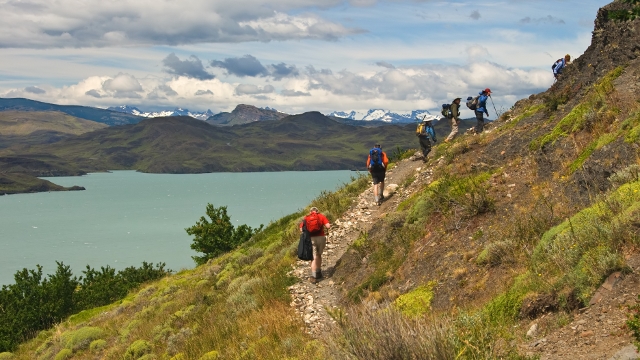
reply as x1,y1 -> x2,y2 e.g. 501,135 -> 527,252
199,350 -> 220,360
531,180 -> 640,303
124,340 -> 152,360
90,339 -> 107,352
0,353 -> 14,360
393,282 -> 436,317
187,204 -> 264,265
476,241 -> 515,267
65,326 -> 105,351
627,295 -> 640,351
54,349 -> 73,360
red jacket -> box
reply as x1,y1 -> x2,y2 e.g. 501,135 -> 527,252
299,212 -> 330,236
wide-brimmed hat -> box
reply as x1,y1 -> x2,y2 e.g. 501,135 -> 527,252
453,97 -> 462,101
310,207 -> 319,213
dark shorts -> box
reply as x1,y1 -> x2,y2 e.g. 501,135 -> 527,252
370,170 -> 386,184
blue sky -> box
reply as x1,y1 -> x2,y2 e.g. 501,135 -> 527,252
0,0 -> 609,117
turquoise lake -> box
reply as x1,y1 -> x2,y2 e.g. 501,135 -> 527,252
0,170 -> 355,286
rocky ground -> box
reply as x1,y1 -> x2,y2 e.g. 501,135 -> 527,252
287,151 -> 429,339
287,147 -> 640,359
524,255 -> 640,360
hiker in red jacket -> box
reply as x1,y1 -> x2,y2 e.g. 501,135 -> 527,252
299,207 -> 331,284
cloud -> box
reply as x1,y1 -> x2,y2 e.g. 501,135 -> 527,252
0,1 -> 362,48
519,15 -> 565,25
281,89 -> 311,97
162,53 -> 214,80
24,86 -> 46,94
376,61 -> 395,69
195,89 -> 214,96
102,73 -> 144,98
85,89 -> 102,98
211,55 -> 269,77
470,10 -> 481,20
147,84 -> 178,100
466,45 -> 490,60
268,63 -> 299,80
235,84 -> 275,95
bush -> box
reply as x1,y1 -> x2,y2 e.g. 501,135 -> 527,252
124,340 -> 152,360
199,351 -> 219,360
65,326 -> 105,351
186,204 -> 263,265
0,353 -> 14,360
90,339 -> 107,352
54,349 -> 73,360
393,282 -> 436,318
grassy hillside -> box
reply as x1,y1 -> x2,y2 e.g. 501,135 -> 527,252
0,111 -> 107,136
0,98 -> 142,126
5,2 -> 640,359
23,112 -> 421,173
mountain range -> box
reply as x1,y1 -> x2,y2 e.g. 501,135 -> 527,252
327,109 -> 432,123
107,103 -> 432,124
107,105 -> 214,121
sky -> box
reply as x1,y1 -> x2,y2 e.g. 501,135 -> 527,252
0,0 -> 610,117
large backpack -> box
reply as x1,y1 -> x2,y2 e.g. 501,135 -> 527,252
305,213 -> 323,233
466,96 -> 479,111
416,122 -> 426,136
297,220 -> 313,260
369,147 -> 384,170
551,58 -> 563,71
441,104 -> 453,118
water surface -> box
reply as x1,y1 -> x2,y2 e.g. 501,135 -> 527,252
0,170 -> 354,285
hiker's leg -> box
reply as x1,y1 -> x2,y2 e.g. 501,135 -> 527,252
475,111 -> 484,133
446,118 -> 458,142
311,236 -> 326,278
419,137 -> 429,157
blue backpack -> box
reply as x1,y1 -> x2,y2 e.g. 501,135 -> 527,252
369,148 -> 384,170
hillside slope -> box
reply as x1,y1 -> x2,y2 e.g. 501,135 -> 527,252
0,98 -> 142,126
5,1 -> 640,359
21,112 -> 419,173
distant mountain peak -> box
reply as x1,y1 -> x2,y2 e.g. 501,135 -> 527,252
327,109 -> 432,123
107,105 -> 214,121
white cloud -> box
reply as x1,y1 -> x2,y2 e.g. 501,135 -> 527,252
0,0 -> 363,48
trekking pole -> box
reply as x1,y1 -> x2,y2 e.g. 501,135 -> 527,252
489,94 -> 499,118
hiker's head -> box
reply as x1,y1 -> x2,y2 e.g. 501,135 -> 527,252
565,54 -> 571,62
375,144 -> 381,148
453,97 -> 461,104
483,88 -> 492,95
310,207 -> 319,213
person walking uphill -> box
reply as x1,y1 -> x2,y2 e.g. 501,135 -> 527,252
445,97 -> 462,143
367,144 -> 389,206
475,88 -> 491,134
416,117 -> 437,161
299,207 -> 331,284
553,54 -> 571,80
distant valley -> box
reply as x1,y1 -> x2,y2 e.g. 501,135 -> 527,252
0,98 -> 470,195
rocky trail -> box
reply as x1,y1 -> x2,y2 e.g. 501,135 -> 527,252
287,150 -> 640,359
287,152 -> 430,338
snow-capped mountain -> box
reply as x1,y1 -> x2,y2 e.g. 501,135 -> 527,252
108,105 -> 214,121
327,109 -> 434,123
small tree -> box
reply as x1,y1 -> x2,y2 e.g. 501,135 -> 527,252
186,204 -> 263,265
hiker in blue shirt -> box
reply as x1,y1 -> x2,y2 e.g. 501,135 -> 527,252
416,116 -> 437,162
553,54 -> 571,79
475,88 -> 491,134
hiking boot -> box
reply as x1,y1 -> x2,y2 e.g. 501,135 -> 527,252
380,195 -> 385,201
308,277 -> 317,284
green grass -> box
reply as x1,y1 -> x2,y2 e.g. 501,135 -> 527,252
530,67 -> 625,150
